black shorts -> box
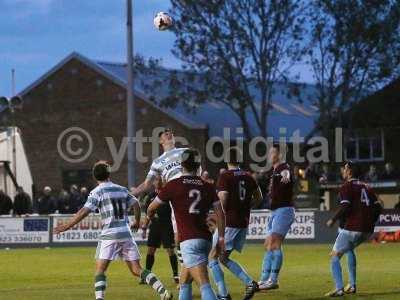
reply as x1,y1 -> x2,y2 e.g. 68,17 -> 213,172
147,220 -> 175,249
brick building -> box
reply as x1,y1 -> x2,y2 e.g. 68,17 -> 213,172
0,53 -> 208,193
0,52 -> 318,195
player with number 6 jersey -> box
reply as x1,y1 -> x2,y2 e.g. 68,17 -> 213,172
325,161 -> 382,297
147,149 -> 225,300
208,148 -> 263,300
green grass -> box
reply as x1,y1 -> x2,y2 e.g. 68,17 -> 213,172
1,243 -> 399,300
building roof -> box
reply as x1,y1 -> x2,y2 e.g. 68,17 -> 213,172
18,52 -> 320,139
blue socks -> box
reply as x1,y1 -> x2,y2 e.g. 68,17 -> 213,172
347,250 -> 356,287
331,255 -> 343,290
270,249 -> 283,282
260,250 -> 273,281
209,259 -> 228,297
179,283 -> 192,300
225,259 -> 253,285
261,249 -> 283,283
200,283 -> 217,300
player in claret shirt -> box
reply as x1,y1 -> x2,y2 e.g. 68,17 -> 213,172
146,149 -> 226,300
208,148 -> 263,300
258,144 -> 295,291
325,161 -> 382,297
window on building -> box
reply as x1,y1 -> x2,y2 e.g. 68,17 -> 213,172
345,131 -> 384,162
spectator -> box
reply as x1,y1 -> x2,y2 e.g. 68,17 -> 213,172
380,162 -> 398,181
68,184 -> 81,213
57,189 -> 70,214
336,166 -> 345,182
394,197 -> 400,210
0,189 -> 13,215
318,164 -> 336,184
34,186 -> 57,215
293,165 -> 301,182
13,187 -> 32,215
304,163 -> 318,181
364,164 -> 379,182
79,186 -> 89,209
201,170 -> 215,185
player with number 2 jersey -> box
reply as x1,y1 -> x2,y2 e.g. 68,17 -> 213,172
147,149 -> 225,300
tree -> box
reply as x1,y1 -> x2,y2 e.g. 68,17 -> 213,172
307,0 -> 400,142
145,0 -> 306,140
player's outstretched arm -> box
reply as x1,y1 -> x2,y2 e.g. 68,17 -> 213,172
251,186 -> 263,208
131,179 -> 153,197
54,207 -> 91,234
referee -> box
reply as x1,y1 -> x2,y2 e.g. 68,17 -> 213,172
141,177 -> 179,284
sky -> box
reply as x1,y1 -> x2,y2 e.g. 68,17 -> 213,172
0,0 -> 314,97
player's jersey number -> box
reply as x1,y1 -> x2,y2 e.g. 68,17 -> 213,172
111,198 -> 125,220
360,188 -> 370,206
189,189 -> 201,214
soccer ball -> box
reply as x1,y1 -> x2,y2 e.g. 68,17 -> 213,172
154,12 -> 173,31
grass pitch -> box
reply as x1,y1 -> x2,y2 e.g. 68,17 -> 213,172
1,243 -> 399,300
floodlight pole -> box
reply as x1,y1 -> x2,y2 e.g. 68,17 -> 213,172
126,0 -> 136,187
11,69 -> 17,181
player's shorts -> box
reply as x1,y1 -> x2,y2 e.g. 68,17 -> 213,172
95,238 -> 141,261
180,238 -> 211,268
147,220 -> 175,248
267,206 -> 295,238
333,229 -> 371,254
212,227 -> 247,253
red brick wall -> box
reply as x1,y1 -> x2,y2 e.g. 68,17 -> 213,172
0,58 -> 207,193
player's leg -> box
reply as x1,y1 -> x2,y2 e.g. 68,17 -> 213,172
94,240 -> 116,300
179,266 -> 193,300
146,247 -> 157,271
189,264 -> 218,300
219,229 -> 257,300
122,239 -> 172,299
259,207 -> 295,290
139,246 -> 157,284
344,232 -> 370,294
95,259 -> 111,300
208,229 -> 229,299
268,234 -> 284,284
147,222 -> 162,272
344,250 -> 356,293
180,239 -> 218,300
166,247 -> 179,282
325,230 -> 352,297
163,223 -> 179,282
260,214 -> 275,283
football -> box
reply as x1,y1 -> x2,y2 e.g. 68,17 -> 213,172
153,12 -> 173,31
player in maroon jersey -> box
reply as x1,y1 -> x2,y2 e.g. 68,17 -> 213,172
258,144 -> 295,291
208,148 -> 263,300
325,161 -> 382,297
146,149 -> 225,300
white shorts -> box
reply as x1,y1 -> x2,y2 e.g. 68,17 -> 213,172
95,238 -> 141,261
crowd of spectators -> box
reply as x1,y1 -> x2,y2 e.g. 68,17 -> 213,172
0,184 -> 89,216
